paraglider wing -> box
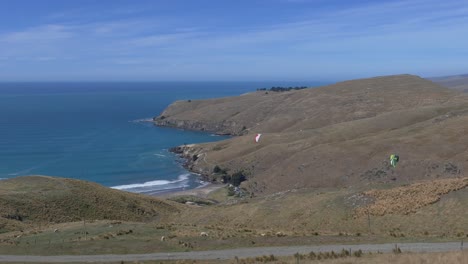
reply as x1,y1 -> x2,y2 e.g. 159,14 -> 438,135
255,133 -> 262,143
389,154 -> 399,168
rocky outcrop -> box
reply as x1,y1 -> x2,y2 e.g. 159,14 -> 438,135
168,145 -> 213,182
154,116 -> 246,136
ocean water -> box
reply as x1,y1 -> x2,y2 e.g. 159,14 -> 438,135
0,82 -> 323,194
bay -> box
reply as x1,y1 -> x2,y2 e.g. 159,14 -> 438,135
0,81 -> 323,194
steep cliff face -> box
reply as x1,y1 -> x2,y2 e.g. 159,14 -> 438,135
156,75 -> 468,195
154,117 -> 246,135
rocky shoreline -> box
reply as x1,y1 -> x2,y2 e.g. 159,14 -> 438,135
169,145 -> 213,183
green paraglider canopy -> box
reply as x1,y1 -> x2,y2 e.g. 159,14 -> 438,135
390,154 -> 399,168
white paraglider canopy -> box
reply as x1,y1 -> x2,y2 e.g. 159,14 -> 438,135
255,133 -> 262,143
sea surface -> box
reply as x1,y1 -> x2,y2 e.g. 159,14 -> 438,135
0,82 -> 324,194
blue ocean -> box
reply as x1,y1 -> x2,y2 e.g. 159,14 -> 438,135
0,82 -> 323,194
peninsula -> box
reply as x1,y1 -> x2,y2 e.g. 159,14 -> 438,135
154,74 -> 468,195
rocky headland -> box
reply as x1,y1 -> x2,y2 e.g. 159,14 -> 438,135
155,74 -> 468,195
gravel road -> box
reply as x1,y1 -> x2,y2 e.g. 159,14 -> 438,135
0,242 -> 465,263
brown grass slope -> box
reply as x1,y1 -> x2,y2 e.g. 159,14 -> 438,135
155,74 -> 468,194
156,74 -> 462,135
174,179 -> 468,238
356,177 -> 468,216
431,74 -> 468,92
0,176 -> 180,232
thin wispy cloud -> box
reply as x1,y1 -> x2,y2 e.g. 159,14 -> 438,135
0,0 -> 466,81
0,24 -> 72,43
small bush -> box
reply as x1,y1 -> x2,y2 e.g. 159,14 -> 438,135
393,245 -> 402,254
231,171 -> 246,186
213,165 -> 227,174
227,186 -> 235,196
353,249 -> 363,257
294,252 -> 304,260
308,251 -> 316,259
213,165 -> 222,173
255,254 -> 276,262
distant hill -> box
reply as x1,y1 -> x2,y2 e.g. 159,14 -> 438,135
0,176 -> 180,232
155,74 -> 468,195
430,73 -> 468,92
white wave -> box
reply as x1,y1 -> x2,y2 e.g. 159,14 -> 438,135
111,174 -> 190,190
129,118 -> 153,123
195,181 -> 210,189
8,167 -> 35,176
153,154 -> 166,157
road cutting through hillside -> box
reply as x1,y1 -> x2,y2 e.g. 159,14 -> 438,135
0,242 -> 465,262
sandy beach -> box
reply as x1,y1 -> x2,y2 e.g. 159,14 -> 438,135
155,183 -> 225,199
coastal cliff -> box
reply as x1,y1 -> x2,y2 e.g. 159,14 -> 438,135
155,74 -> 468,195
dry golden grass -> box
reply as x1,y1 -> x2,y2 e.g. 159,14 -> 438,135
170,181 -> 468,239
229,251 -> 468,264
432,74 -> 468,92
155,74 -> 468,195
0,176 -> 180,232
83,250 -> 468,264
277,251 -> 468,264
356,177 -> 468,216
1,251 -> 467,263
155,251 -> 468,264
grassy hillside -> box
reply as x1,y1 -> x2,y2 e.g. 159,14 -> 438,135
2,74 -> 468,255
155,75 -> 462,135
174,177 -> 468,239
0,176 -> 180,232
155,74 -> 468,194
2,176 -> 468,255
431,74 -> 468,92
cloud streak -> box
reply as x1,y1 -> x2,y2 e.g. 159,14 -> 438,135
0,0 -> 467,80
0,24 -> 73,43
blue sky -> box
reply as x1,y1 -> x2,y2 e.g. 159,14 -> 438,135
0,0 -> 467,81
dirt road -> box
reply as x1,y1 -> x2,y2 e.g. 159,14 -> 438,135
0,242 -> 465,262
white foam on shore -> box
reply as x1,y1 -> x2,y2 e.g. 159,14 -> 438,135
195,180 -> 210,189
111,174 -> 190,190
129,118 -> 154,123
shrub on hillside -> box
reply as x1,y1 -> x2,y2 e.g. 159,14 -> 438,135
230,171 -> 246,186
